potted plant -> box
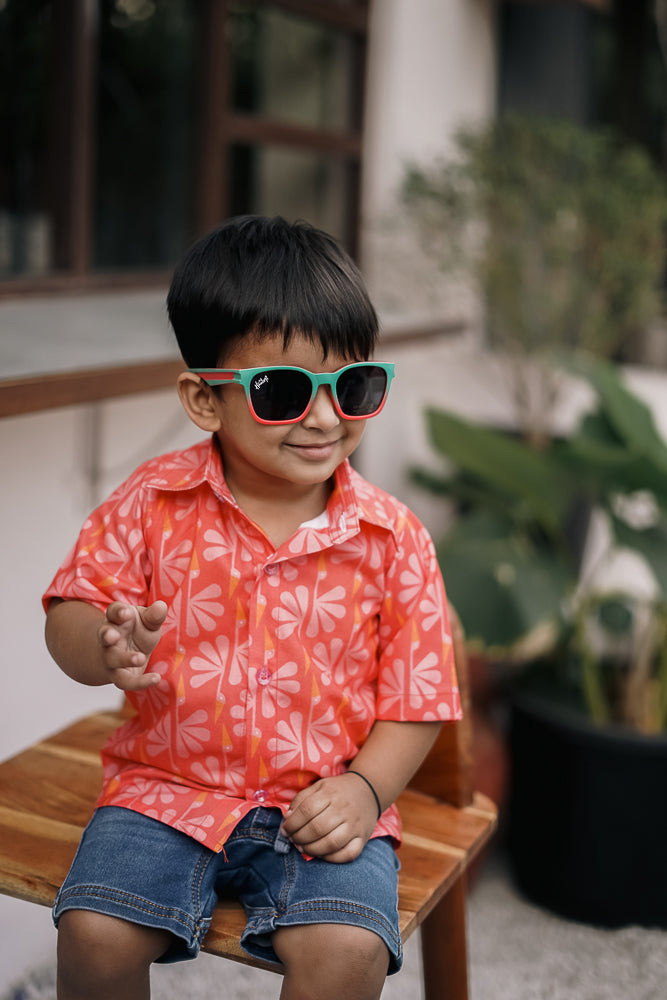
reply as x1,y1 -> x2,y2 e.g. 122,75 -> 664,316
402,113 -> 667,444
414,356 -> 667,926
402,114 -> 667,926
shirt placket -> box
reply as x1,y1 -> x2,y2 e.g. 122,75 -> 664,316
243,554 -> 281,806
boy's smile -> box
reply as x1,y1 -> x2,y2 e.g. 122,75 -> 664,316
206,331 -> 368,506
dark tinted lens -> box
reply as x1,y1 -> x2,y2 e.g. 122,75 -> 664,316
249,369 -> 313,422
335,365 -> 387,417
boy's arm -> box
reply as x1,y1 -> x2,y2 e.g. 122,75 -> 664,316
347,718 -> 442,813
45,598 -> 167,691
281,718 -> 442,863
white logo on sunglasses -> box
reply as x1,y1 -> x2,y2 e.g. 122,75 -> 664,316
253,375 -> 269,390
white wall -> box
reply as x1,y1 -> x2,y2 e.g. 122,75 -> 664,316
363,0 -> 496,218
361,0 -> 497,325
0,394 -> 203,763
0,2 -> 500,990
0,393 -> 203,987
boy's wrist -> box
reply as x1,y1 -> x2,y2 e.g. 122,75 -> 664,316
346,769 -> 382,820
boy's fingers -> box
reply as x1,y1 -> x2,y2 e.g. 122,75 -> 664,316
141,601 -> 168,630
106,601 -> 133,625
321,839 -> 365,864
106,601 -> 167,633
282,786 -> 314,824
97,602 -> 164,686
99,624 -> 120,648
112,668 -> 161,692
297,826 -> 364,863
281,787 -> 328,835
103,645 -> 145,671
290,817 -> 346,850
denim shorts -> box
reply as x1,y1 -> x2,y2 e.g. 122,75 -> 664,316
53,806 -> 402,972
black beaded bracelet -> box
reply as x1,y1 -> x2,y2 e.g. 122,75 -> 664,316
347,769 -> 382,819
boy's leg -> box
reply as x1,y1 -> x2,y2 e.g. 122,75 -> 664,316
57,910 -> 173,1000
53,808 -> 227,998
230,812 -> 401,986
274,923 -> 389,1000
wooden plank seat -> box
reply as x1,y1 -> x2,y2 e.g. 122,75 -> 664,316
0,614 -> 496,998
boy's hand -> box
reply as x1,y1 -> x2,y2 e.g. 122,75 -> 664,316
98,600 -> 168,691
280,772 -> 380,863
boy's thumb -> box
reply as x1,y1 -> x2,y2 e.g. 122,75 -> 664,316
143,600 -> 168,630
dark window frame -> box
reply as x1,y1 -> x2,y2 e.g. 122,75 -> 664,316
0,0 -> 370,300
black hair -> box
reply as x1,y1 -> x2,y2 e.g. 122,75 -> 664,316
167,215 -> 379,368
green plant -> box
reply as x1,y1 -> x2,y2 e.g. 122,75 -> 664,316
414,353 -> 667,733
402,113 -> 667,447
402,113 -> 667,732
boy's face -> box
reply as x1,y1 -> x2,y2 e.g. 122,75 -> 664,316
208,331 -> 369,496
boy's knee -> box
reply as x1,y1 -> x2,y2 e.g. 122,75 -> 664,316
57,909 -> 172,994
274,923 -> 389,999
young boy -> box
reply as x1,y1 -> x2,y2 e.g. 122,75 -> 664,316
43,215 -> 461,1000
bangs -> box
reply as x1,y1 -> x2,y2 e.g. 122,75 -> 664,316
226,220 -> 378,360
168,216 -> 379,368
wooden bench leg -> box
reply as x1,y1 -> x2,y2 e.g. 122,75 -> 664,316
420,876 -> 469,1000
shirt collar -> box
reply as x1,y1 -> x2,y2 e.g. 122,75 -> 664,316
144,436 -> 231,499
144,436 -> 392,540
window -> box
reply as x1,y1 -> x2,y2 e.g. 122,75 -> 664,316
0,0 -> 369,293
497,0 -> 667,171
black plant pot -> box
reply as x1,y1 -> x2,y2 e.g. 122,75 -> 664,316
508,691 -> 667,927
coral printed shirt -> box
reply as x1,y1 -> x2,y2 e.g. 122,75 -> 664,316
44,438 -> 461,853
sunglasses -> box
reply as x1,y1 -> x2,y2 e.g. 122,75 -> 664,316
190,362 -> 395,425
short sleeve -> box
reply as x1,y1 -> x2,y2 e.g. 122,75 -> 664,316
375,513 -> 461,723
42,473 -> 152,614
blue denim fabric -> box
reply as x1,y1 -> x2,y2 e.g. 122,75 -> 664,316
53,806 -> 402,972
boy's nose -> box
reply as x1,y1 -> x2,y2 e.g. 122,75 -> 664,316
302,386 -> 341,430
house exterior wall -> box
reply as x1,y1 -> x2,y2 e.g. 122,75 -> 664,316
361,0 -> 497,324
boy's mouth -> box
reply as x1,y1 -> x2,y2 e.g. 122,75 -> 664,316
285,439 -> 341,460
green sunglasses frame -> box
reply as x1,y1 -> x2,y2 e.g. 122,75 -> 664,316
189,362 -> 396,424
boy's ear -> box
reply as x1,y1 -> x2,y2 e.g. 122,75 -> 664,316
177,372 -> 222,432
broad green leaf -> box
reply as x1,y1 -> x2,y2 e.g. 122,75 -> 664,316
424,407 -> 577,535
552,412 -> 667,501
436,512 -> 571,651
409,467 -> 455,498
411,465 -> 553,529
564,354 -> 667,475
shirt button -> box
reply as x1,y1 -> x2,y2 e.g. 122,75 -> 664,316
257,667 -> 271,686
264,563 -> 279,576
253,789 -> 267,803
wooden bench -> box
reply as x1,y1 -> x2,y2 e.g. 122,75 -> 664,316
0,613 -> 496,999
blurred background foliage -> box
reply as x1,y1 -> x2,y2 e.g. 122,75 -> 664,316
403,112 -> 667,733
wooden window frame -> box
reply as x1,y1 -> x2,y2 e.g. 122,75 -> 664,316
0,0 -> 372,415
0,0 -> 371,300
195,0 -> 370,259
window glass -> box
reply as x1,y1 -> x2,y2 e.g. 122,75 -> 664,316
230,144 -> 347,242
0,0 -> 363,284
0,0 -> 53,277
499,2 -> 667,170
229,2 -> 353,130
590,3 -> 667,169
94,0 -> 197,269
